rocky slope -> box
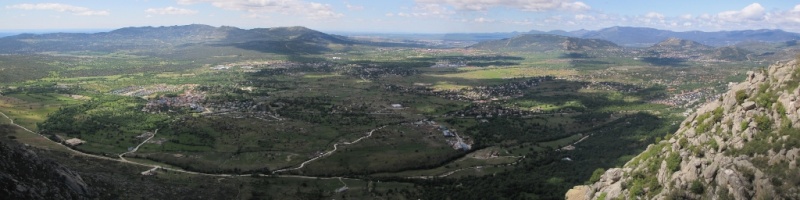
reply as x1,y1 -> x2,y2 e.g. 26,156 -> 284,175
568,59 -> 800,199
0,126 -> 93,199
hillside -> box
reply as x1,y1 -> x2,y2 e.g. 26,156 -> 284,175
652,38 -> 712,50
0,25 -> 357,54
580,27 -> 800,47
713,46 -> 753,61
468,34 -> 619,52
567,59 -> 800,199
0,125 -> 93,199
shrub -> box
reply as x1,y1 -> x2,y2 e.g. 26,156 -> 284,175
690,180 -> 704,194
735,90 -> 748,104
707,139 -> 719,151
678,137 -> 688,148
666,152 -> 681,172
597,192 -> 607,200
755,115 -> 773,132
588,168 -> 605,183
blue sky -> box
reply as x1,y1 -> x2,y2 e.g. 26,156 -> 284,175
1,0 -> 799,33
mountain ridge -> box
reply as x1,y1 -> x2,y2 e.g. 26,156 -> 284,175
0,24 -> 361,54
567,58 -> 800,199
468,34 -> 619,52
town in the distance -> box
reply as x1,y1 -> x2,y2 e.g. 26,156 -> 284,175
2,1 -> 800,199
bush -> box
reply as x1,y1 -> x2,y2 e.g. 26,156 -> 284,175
690,180 -> 704,194
597,192 -> 607,200
588,168 -> 605,183
707,139 -> 719,151
666,152 -> 681,172
735,90 -> 748,104
678,137 -> 688,148
755,115 -> 773,132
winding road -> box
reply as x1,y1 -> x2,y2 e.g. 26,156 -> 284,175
0,110 -> 380,181
2,110 -> 524,185
119,129 -> 158,161
273,125 -> 386,173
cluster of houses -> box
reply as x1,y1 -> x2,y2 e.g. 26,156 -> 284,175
431,60 -> 467,68
411,120 -> 472,151
648,88 -> 715,108
141,90 -> 206,113
110,84 -> 184,97
438,124 -> 471,151
580,81 -> 643,93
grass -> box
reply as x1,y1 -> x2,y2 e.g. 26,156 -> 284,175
299,124 -> 464,176
0,93 -> 83,131
540,134 -> 584,149
371,150 -> 519,178
428,67 -> 576,80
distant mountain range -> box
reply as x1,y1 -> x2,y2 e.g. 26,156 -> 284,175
468,34 -> 619,52
345,26 -> 800,47
573,26 -> 800,47
0,24 -> 418,54
1,24 -> 798,56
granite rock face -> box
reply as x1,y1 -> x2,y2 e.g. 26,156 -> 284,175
568,59 -> 800,199
0,137 -> 93,199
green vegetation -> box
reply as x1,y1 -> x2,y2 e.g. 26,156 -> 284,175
690,180 -> 704,194
588,168 -> 605,183
735,90 -> 748,104
666,152 -> 681,172
695,107 -> 724,133
754,83 -> 778,109
0,26 -> 772,199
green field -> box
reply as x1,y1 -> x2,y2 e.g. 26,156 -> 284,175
0,43 -> 753,199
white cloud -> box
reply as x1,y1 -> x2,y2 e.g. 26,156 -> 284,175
504,19 -> 534,25
346,3 -> 364,11
473,17 -> 494,23
177,0 -> 342,19
6,3 -> 109,16
414,0 -> 589,12
574,14 -> 594,21
560,1 -> 590,11
717,3 -> 765,22
645,12 -> 664,20
145,7 -> 198,15
389,4 -> 454,18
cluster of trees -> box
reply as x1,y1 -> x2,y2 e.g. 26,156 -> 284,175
415,113 -> 678,199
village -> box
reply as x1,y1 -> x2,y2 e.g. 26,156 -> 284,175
411,119 -> 472,151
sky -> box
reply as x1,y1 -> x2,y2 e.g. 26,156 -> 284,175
1,0 -> 800,33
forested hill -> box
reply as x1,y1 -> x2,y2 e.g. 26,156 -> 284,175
0,24 -> 370,54
567,58 -> 800,199
468,34 -> 619,52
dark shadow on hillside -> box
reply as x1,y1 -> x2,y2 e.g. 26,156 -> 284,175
409,55 -> 525,62
466,61 -> 520,67
640,57 -> 689,67
569,59 -> 612,70
220,41 -> 330,55
559,52 -> 592,59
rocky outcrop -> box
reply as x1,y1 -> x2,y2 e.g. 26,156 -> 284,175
0,134 -> 93,199
568,59 -> 800,199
